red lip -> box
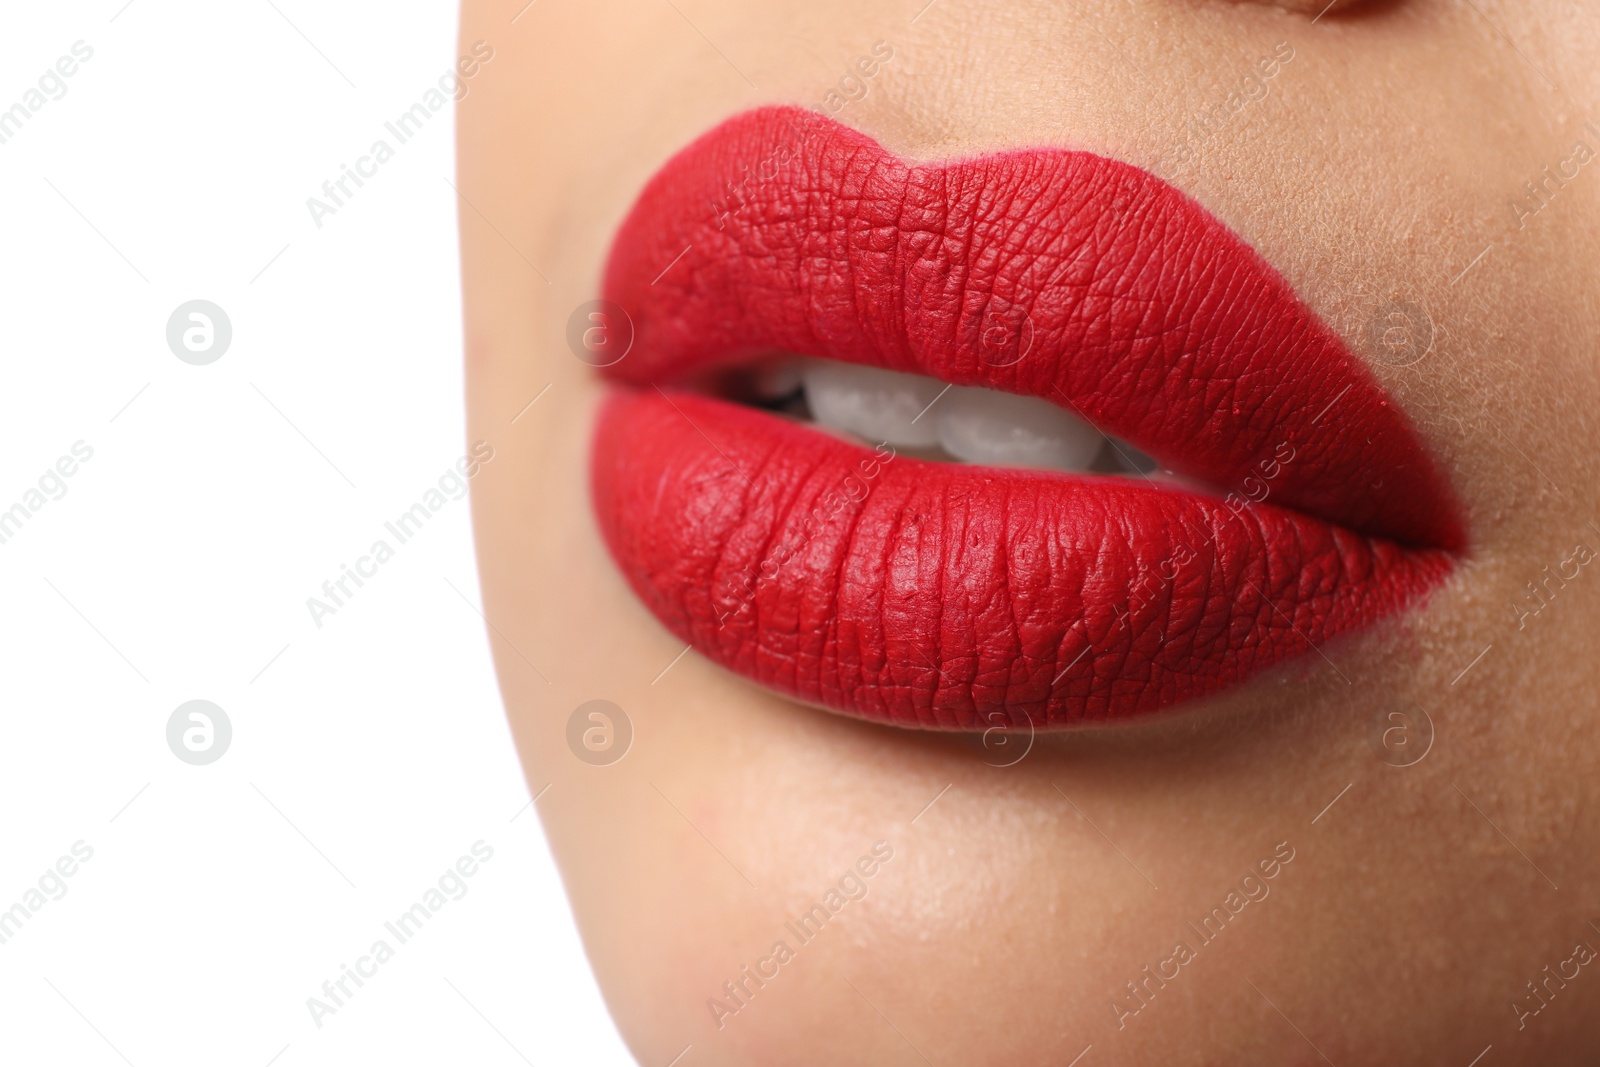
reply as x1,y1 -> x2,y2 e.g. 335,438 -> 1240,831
588,106 -> 1464,730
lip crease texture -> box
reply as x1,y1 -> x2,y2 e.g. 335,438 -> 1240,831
589,105 -> 1464,730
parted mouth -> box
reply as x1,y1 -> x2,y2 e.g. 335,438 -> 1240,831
587,105 -> 1465,731
704,354 -> 1182,483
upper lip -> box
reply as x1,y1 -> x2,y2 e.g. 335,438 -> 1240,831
601,106 -> 1463,553
589,105 -> 1465,729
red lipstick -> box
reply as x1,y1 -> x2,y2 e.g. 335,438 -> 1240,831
588,106 -> 1464,729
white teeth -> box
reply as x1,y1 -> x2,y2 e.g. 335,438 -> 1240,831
799,359 -> 1112,472
799,360 -> 945,448
934,385 -> 1104,471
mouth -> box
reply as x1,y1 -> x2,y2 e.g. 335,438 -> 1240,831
588,105 -> 1464,731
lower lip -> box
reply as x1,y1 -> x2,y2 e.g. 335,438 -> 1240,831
592,389 -> 1455,730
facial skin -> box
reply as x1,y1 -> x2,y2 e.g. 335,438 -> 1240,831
458,1 -> 1600,1063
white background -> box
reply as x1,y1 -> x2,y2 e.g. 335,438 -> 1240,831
0,1 -> 634,1063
